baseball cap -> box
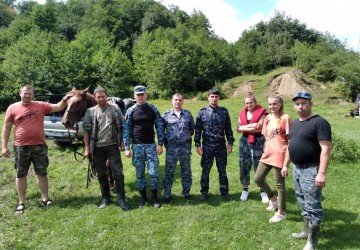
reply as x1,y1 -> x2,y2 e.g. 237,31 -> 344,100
134,85 -> 146,94
292,91 -> 312,101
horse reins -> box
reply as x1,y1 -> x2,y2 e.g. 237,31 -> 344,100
64,94 -> 90,162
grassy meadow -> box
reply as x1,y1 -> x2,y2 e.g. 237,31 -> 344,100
1,69 -> 360,249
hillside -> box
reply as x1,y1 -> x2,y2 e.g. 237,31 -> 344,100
224,67 -> 341,101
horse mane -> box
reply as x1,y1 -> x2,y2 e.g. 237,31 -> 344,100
85,92 -> 97,107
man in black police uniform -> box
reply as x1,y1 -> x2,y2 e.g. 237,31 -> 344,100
194,88 -> 234,200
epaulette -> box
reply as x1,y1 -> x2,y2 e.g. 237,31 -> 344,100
199,107 -> 207,111
163,109 -> 172,115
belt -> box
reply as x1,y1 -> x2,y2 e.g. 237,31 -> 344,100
295,163 -> 318,168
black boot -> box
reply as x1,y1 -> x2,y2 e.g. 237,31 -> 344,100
115,178 -> 130,211
292,217 -> 309,239
303,224 -> 320,250
152,189 -> 161,208
98,178 -> 111,209
200,192 -> 209,201
138,189 -> 148,208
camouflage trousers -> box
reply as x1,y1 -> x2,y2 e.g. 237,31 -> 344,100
239,136 -> 265,187
13,144 -> 49,178
132,143 -> 159,190
200,142 -> 228,195
163,142 -> 192,197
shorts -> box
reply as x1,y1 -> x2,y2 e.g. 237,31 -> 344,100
13,144 -> 49,178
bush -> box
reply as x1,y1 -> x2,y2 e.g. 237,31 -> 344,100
196,91 -> 208,101
331,133 -> 360,163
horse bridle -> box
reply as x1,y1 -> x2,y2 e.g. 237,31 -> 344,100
64,93 -> 91,162
64,93 -> 91,124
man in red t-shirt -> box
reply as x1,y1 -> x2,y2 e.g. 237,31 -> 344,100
2,84 -> 73,214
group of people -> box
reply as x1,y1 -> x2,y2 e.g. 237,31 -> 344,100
2,84 -> 332,250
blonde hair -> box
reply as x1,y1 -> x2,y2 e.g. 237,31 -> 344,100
268,92 -> 284,113
244,91 -> 257,104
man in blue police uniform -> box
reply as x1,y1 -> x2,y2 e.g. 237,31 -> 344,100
162,93 -> 195,204
123,85 -> 164,208
194,88 -> 235,200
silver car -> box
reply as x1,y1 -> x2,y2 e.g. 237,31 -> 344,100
40,95 -> 134,145
38,95 -> 84,145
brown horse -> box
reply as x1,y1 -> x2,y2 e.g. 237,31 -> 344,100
61,87 -> 97,129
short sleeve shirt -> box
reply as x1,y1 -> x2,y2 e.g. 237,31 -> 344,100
260,113 -> 291,168
5,101 -> 52,146
288,115 -> 331,165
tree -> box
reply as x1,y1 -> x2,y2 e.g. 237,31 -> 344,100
133,25 -> 238,97
141,3 -> 176,33
0,30 -> 68,108
0,0 -> 16,27
29,0 -> 59,33
337,57 -> 360,100
234,12 -> 321,74
56,0 -> 89,41
63,27 -> 134,96
291,41 -> 321,73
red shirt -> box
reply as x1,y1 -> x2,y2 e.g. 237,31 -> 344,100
5,101 -> 52,146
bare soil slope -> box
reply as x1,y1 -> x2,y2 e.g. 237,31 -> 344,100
232,70 -> 325,98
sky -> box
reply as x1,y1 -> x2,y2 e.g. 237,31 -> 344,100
33,0 -> 360,52
157,0 -> 360,52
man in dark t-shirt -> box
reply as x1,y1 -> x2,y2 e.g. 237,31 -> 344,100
282,91 -> 332,250
123,85 -> 164,208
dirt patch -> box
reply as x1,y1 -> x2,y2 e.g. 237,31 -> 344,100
232,70 -> 325,98
267,70 -> 324,97
232,80 -> 256,97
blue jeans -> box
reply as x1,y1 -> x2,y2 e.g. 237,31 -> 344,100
294,165 -> 323,226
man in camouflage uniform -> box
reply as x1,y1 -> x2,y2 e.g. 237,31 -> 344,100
195,88 -> 234,201
123,85 -> 164,208
162,93 -> 195,204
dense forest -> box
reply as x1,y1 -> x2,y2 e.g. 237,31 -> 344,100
0,0 -> 359,110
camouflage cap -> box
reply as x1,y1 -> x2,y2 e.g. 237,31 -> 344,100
292,91 -> 312,101
134,85 -> 146,94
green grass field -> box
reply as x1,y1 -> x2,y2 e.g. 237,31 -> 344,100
1,70 -> 360,249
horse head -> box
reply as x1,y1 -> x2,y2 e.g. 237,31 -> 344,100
62,87 -> 97,129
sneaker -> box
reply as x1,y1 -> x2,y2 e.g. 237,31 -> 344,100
240,191 -> 249,201
260,192 -> 269,203
269,212 -> 286,223
266,197 -> 278,211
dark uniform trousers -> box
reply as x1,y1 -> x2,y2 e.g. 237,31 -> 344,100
200,141 -> 228,195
